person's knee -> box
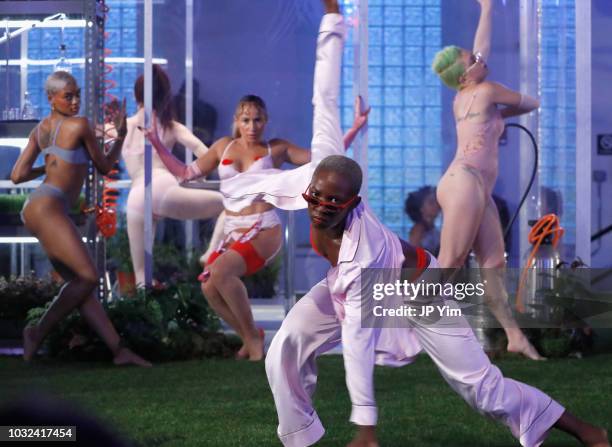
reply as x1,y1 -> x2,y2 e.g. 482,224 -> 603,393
479,257 -> 505,269
207,263 -> 234,285
201,281 -> 219,303
439,250 -> 469,268
274,317 -> 311,351
76,268 -> 98,294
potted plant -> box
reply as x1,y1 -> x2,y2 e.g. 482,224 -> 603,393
106,223 -> 136,296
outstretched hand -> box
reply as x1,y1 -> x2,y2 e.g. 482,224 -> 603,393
104,98 -> 127,139
476,0 -> 492,7
352,95 -> 371,131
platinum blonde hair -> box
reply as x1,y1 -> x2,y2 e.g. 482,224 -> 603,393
45,71 -> 77,97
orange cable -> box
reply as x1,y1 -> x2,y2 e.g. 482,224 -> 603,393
516,213 -> 564,313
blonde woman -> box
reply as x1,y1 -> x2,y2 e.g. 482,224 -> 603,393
144,93 -> 368,361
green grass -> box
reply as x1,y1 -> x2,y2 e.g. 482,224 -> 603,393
0,354 -> 610,446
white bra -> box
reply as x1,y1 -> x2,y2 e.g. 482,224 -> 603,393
217,140 -> 274,180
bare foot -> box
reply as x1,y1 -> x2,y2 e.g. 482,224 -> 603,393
581,427 -> 610,447
235,344 -> 249,360
507,336 -> 546,361
247,328 -> 265,362
22,326 -> 41,362
113,347 -> 152,367
236,328 -> 264,360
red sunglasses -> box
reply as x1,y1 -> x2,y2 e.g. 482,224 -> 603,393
302,186 -> 358,211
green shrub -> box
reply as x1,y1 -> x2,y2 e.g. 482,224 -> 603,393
0,194 -> 84,214
25,278 -> 237,362
0,275 -> 59,322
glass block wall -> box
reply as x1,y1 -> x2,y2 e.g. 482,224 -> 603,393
26,25 -> 85,116
103,0 -> 140,115
27,1 -> 139,116
340,0 -> 442,237
538,0 -> 576,246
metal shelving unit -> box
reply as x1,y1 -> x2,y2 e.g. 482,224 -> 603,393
0,0 -> 107,299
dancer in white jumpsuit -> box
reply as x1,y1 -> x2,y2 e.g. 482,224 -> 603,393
229,2 -> 609,446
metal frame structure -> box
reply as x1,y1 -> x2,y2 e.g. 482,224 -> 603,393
183,0 -> 195,258
1,0 -> 107,298
575,0 -> 591,265
353,0 -> 369,202
519,0 -> 540,263
519,0 -> 588,264
143,0 -> 153,287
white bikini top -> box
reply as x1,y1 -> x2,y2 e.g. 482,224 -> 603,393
217,140 -> 274,181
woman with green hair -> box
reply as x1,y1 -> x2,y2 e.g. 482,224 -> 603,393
432,0 -> 544,360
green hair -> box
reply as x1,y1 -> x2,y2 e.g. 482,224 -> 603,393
431,45 -> 465,90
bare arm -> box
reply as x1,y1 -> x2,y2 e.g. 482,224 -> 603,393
473,0 -> 493,61
10,128 -> 45,183
343,95 -> 370,150
277,96 -> 370,166
172,121 -> 208,158
485,82 -> 540,118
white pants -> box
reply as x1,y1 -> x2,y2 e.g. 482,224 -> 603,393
265,278 -> 565,447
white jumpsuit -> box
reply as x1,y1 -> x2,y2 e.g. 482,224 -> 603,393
229,12 -> 565,447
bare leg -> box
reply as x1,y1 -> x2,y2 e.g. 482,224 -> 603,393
23,205 -> 99,361
201,278 -> 249,358
78,295 -> 151,367
436,165 -> 487,269
474,198 -> 544,361
22,201 -> 150,366
554,411 -> 609,447
207,251 -> 263,361
206,226 -> 282,361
